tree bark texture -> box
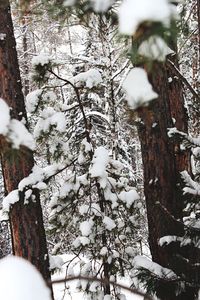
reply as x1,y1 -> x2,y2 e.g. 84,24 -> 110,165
137,57 -> 199,299
0,0 -> 51,284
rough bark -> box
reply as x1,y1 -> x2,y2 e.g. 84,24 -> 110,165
0,0 -> 52,285
137,55 -> 199,299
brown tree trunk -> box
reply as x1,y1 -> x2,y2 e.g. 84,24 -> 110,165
137,53 -> 199,298
0,0 -> 52,286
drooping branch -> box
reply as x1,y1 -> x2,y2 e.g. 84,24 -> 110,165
166,59 -> 199,101
49,275 -> 154,300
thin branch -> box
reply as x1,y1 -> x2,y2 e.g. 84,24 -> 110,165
156,202 -> 200,234
48,69 -> 92,147
166,59 -> 199,101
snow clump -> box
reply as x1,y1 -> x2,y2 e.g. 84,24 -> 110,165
80,220 -> 94,236
138,35 -> 174,61
119,189 -> 140,208
0,256 -> 51,300
34,108 -> 66,138
32,53 -> 51,66
123,68 -> 158,110
103,216 -> 116,231
63,0 -> 76,5
90,0 -> 114,12
0,98 -> 10,135
0,98 -> 35,150
1,189 -> 19,221
118,0 -> 174,35
26,89 -> 43,113
49,255 -> 64,271
90,146 -> 109,178
133,255 -> 178,279
72,69 -> 102,89
8,119 -> 36,150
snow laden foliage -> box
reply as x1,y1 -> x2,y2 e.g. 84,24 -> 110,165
64,0 -> 115,12
13,0 -> 200,298
72,69 -> 102,89
26,16 -> 145,296
0,256 -> 51,300
48,143 -> 143,298
0,98 -> 35,150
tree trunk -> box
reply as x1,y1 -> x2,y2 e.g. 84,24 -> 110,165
137,54 -> 199,299
0,0 -> 52,285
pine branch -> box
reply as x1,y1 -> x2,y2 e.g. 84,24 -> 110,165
49,275 -> 154,300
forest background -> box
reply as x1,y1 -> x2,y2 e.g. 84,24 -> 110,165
0,0 -> 199,300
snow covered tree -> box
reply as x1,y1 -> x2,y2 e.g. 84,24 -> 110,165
25,9 -> 145,297
0,1 -> 199,299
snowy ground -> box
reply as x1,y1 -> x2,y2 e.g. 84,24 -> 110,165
52,255 -> 143,300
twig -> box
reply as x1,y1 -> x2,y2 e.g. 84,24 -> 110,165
166,59 -> 199,101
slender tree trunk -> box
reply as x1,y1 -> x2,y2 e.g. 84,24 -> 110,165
0,0 -> 52,286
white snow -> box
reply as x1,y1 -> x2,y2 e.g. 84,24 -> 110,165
0,98 -> 35,150
8,119 -> 36,150
79,220 -> 94,236
72,69 -> 102,89
119,189 -> 140,208
2,189 -> 19,212
133,255 -> 178,279
100,246 -> 108,256
79,236 -> 90,246
52,254 -> 143,300
103,216 -> 116,231
90,0 -> 114,12
32,53 -> 51,66
63,0 -> 114,11
0,256 -> 51,300
90,146 -> 109,178
34,108 -> 66,138
123,68 -> 158,110
18,163 -> 64,191
26,89 -> 43,113
0,33 -> 6,40
104,295 -> 112,300
138,35 -> 174,61
63,0 -> 76,6
49,255 -> 64,271
118,0 -> 174,35
0,98 -> 10,135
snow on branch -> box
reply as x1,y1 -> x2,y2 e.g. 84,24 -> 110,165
181,170 -> 200,196
0,98 -> 35,150
50,274 -> 154,300
168,127 -> 200,149
133,255 -> 178,281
